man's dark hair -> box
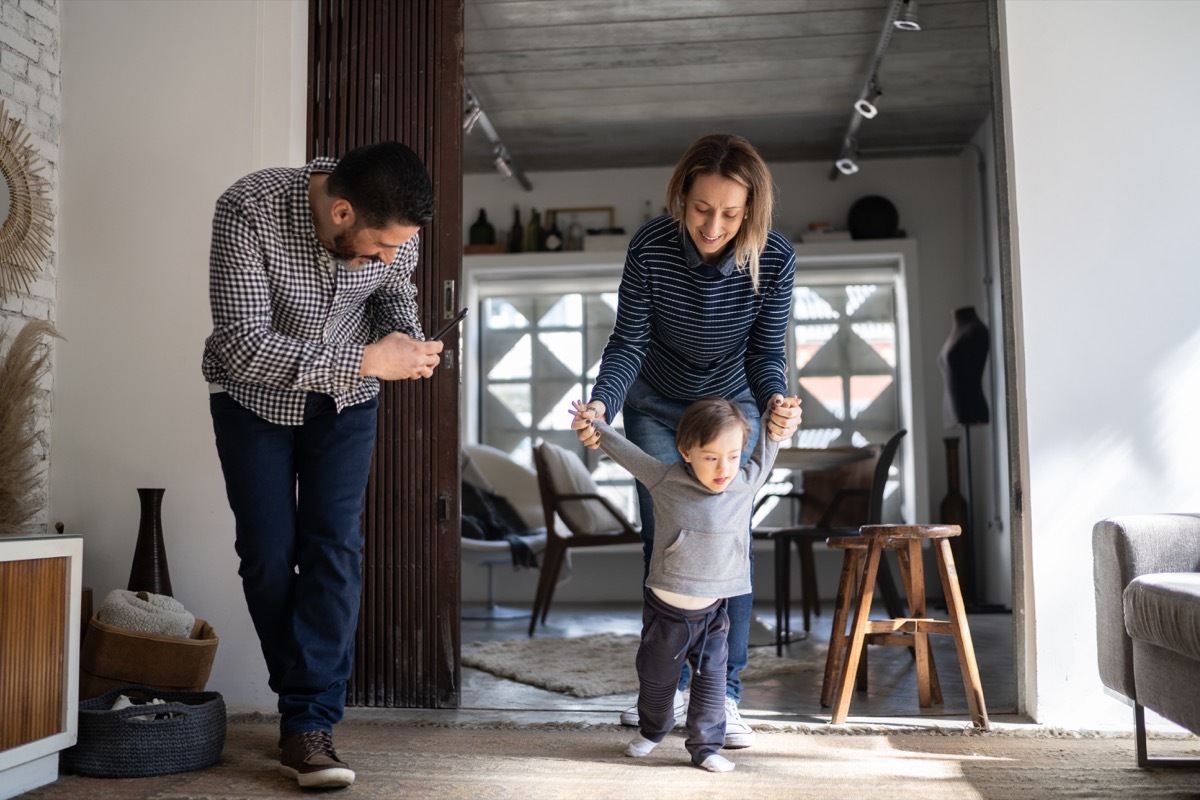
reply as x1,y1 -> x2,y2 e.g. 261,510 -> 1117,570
326,141 -> 434,229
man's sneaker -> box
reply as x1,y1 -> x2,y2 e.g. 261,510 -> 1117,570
619,689 -> 688,727
722,697 -> 756,749
279,730 -> 355,788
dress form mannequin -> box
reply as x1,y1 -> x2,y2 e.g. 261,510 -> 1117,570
938,306 -> 990,428
937,306 -> 990,605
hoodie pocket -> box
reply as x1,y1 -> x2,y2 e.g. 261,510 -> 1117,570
661,529 -> 745,583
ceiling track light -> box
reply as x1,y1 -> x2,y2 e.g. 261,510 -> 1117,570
830,0 -> 907,180
464,79 -> 533,191
493,146 -> 513,179
854,79 -> 882,119
462,104 -> 482,134
894,0 -> 921,31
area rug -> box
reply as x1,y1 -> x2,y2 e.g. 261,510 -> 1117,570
24,717 -> 1200,800
462,632 -> 817,698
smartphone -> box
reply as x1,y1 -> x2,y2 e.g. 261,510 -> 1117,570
430,307 -> 469,341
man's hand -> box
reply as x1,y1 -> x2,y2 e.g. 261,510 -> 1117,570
767,394 -> 802,442
360,333 -> 444,380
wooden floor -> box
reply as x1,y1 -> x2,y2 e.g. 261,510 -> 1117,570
459,600 -> 1018,727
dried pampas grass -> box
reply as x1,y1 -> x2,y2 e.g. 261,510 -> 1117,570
0,319 -> 63,534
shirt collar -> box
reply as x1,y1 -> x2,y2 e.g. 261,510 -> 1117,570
680,225 -> 738,276
295,157 -> 338,259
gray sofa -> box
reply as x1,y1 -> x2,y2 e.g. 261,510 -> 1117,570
1093,514 -> 1200,767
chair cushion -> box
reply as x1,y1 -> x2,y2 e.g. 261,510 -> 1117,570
538,442 -> 627,536
1123,572 -> 1200,663
463,444 -> 543,530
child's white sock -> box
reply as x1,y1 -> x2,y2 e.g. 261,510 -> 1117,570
699,753 -> 735,773
624,733 -> 659,758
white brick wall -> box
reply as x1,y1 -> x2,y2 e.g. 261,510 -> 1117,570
0,0 -> 58,534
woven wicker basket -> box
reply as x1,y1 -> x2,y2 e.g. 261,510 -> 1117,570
62,685 -> 226,777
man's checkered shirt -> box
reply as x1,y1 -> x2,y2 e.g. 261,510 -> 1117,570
202,157 -> 424,426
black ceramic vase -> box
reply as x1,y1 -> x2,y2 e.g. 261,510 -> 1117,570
127,487 -> 173,596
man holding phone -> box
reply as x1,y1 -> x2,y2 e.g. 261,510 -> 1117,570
202,141 -> 442,789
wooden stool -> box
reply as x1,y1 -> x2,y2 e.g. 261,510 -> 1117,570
828,524 -> 988,730
819,534 -> 937,708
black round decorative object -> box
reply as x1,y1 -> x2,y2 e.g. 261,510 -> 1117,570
848,195 -> 900,240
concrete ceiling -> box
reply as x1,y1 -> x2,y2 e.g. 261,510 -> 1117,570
462,0 -> 994,178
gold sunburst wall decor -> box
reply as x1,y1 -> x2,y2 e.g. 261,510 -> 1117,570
0,100 -> 52,302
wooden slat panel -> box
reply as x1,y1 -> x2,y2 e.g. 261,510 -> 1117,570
0,557 -> 67,749
308,0 -> 463,710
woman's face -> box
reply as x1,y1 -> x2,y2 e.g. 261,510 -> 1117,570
683,173 -> 748,265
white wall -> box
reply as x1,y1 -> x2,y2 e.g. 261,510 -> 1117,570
55,0 -> 306,713
1001,0 -> 1200,727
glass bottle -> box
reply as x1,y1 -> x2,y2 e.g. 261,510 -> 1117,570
525,208 -> 543,253
507,205 -> 523,253
469,209 -> 496,245
543,211 -> 563,252
565,215 -> 584,251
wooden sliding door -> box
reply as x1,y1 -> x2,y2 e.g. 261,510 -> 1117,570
308,0 -> 464,708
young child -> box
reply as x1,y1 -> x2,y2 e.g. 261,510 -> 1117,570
571,394 -> 800,772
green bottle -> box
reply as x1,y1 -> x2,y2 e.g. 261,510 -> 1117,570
469,209 -> 496,245
525,208 -> 543,253
507,205 -> 523,253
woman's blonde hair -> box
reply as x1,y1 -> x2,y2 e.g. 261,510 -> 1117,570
665,134 -> 776,292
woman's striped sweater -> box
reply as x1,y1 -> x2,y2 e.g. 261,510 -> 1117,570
589,214 -> 796,420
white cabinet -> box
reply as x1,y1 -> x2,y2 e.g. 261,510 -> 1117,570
0,535 -> 83,799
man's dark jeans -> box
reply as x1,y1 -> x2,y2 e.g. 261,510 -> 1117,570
211,391 -> 377,738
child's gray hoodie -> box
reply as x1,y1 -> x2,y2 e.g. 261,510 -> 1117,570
591,412 -> 780,599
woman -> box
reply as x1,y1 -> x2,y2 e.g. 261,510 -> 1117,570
576,133 -> 800,749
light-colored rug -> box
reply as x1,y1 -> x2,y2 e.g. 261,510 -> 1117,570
25,717 -> 1200,800
462,632 -> 817,698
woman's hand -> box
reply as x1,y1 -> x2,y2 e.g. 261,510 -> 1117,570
570,400 -> 606,450
767,394 -> 802,442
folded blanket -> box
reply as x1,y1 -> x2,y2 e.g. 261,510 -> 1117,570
97,589 -> 196,638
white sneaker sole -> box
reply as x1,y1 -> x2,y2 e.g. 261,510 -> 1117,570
280,764 -> 356,788
723,729 -> 755,749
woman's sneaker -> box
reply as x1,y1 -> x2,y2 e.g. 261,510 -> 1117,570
619,689 -> 688,727
279,730 -> 355,788
722,697 -> 756,749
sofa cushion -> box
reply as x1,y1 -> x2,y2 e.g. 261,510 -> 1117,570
1123,573 -> 1200,663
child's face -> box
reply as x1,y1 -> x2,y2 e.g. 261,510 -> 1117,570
679,424 -> 746,493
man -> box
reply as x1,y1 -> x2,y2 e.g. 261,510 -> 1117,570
203,141 -> 443,789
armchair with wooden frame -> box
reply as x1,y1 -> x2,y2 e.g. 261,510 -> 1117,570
752,430 -> 908,655
528,440 -> 643,636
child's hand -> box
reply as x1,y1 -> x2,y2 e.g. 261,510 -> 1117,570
767,394 -> 802,442
570,400 -> 602,449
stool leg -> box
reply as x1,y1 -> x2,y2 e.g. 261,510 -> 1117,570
894,541 -> 944,706
902,539 -> 935,709
774,535 -> 787,657
830,541 -> 882,724
934,538 -> 990,730
821,547 -> 859,708
798,538 -> 816,632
